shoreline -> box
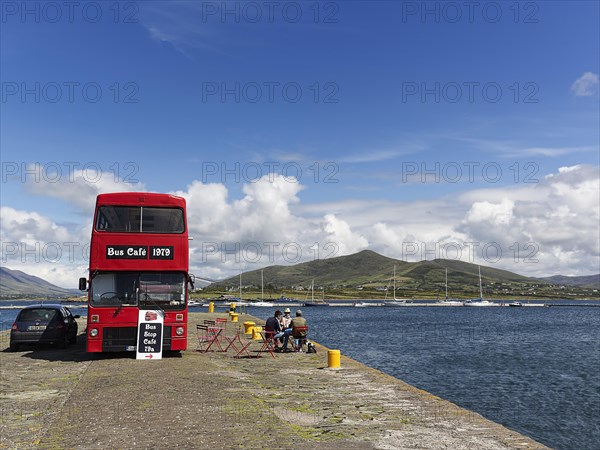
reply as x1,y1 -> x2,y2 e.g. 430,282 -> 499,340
0,312 -> 549,449
2,297 -> 600,303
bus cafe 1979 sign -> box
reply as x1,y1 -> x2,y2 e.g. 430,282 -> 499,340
136,310 -> 163,360
106,245 -> 174,260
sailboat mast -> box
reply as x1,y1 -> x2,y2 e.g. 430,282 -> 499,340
393,265 -> 396,299
261,269 -> 264,300
478,266 -> 483,299
445,268 -> 448,300
239,272 -> 242,301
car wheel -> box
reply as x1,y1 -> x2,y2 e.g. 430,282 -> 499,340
58,336 -> 68,349
9,342 -> 19,352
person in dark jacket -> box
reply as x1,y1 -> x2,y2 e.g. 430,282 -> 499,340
265,310 -> 284,349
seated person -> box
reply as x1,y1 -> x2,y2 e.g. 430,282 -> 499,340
264,310 -> 284,348
281,308 -> 292,329
282,310 -> 308,351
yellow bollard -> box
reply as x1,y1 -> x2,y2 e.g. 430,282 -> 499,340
243,321 -> 256,335
251,326 -> 262,340
328,350 -> 341,369
208,302 -> 214,313
231,313 -> 239,323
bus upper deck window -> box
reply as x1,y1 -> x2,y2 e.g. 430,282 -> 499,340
95,206 -> 184,233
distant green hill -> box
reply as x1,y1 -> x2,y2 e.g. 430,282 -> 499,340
214,250 -> 538,291
0,267 -> 78,298
536,274 -> 600,289
209,251 -> 600,299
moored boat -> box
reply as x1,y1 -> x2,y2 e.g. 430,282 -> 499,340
384,265 -> 407,306
462,266 -> 495,306
439,268 -> 463,305
353,301 -> 384,307
249,301 -> 275,307
303,280 -> 329,307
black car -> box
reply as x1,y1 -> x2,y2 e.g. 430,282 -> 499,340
10,304 -> 80,351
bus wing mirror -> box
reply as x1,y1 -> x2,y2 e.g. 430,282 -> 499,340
188,274 -> 195,289
79,277 -> 87,291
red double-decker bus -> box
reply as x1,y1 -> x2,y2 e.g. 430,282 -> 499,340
80,192 -> 192,353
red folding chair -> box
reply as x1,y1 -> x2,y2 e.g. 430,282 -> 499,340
215,317 -> 228,328
223,326 -> 242,353
233,338 -> 253,358
291,326 -> 308,352
206,319 -> 228,350
256,330 -> 276,358
196,324 -> 223,352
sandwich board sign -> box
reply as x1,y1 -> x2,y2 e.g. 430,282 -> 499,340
136,310 -> 163,360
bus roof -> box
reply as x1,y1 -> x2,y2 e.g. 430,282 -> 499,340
96,192 -> 186,208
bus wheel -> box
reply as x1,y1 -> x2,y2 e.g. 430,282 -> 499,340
9,342 -> 19,352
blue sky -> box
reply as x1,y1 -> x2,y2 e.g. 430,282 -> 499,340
1,1 -> 599,287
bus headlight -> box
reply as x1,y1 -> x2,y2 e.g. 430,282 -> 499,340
89,328 -> 99,337
175,327 -> 184,336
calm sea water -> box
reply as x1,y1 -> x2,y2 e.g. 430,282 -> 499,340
252,303 -> 600,450
2,300 -> 599,449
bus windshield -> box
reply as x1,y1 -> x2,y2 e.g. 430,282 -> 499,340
95,206 -> 184,233
90,272 -> 187,310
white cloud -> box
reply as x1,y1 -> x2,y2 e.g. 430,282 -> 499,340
339,150 -> 411,164
182,164 -> 599,277
571,72 -> 599,97
322,214 -> 368,255
2,166 -> 598,285
137,2 -> 234,56
305,166 -> 599,276
24,164 -> 146,217
456,137 -> 595,158
520,146 -> 594,157
456,165 -> 599,275
1,165 -> 144,287
0,207 -> 90,288
171,175 -> 369,274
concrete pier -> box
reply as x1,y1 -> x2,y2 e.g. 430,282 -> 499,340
0,312 -> 548,449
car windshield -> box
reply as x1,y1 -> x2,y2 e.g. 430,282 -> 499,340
90,272 -> 187,310
19,308 -> 60,322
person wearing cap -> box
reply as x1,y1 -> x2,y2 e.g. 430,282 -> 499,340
281,308 -> 292,329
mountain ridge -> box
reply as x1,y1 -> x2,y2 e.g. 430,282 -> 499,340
214,249 -> 600,291
0,267 -> 78,298
2,250 -> 598,298
536,274 -> 600,288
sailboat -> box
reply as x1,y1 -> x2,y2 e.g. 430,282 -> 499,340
303,280 -> 329,307
463,266 -> 495,306
230,272 -> 249,306
439,268 -> 462,306
384,265 -> 406,307
252,270 -> 274,307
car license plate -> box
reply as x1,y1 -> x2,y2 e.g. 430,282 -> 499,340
28,325 -> 46,331
125,345 -> 136,351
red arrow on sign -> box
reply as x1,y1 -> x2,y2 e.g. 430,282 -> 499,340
145,354 -> 154,359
